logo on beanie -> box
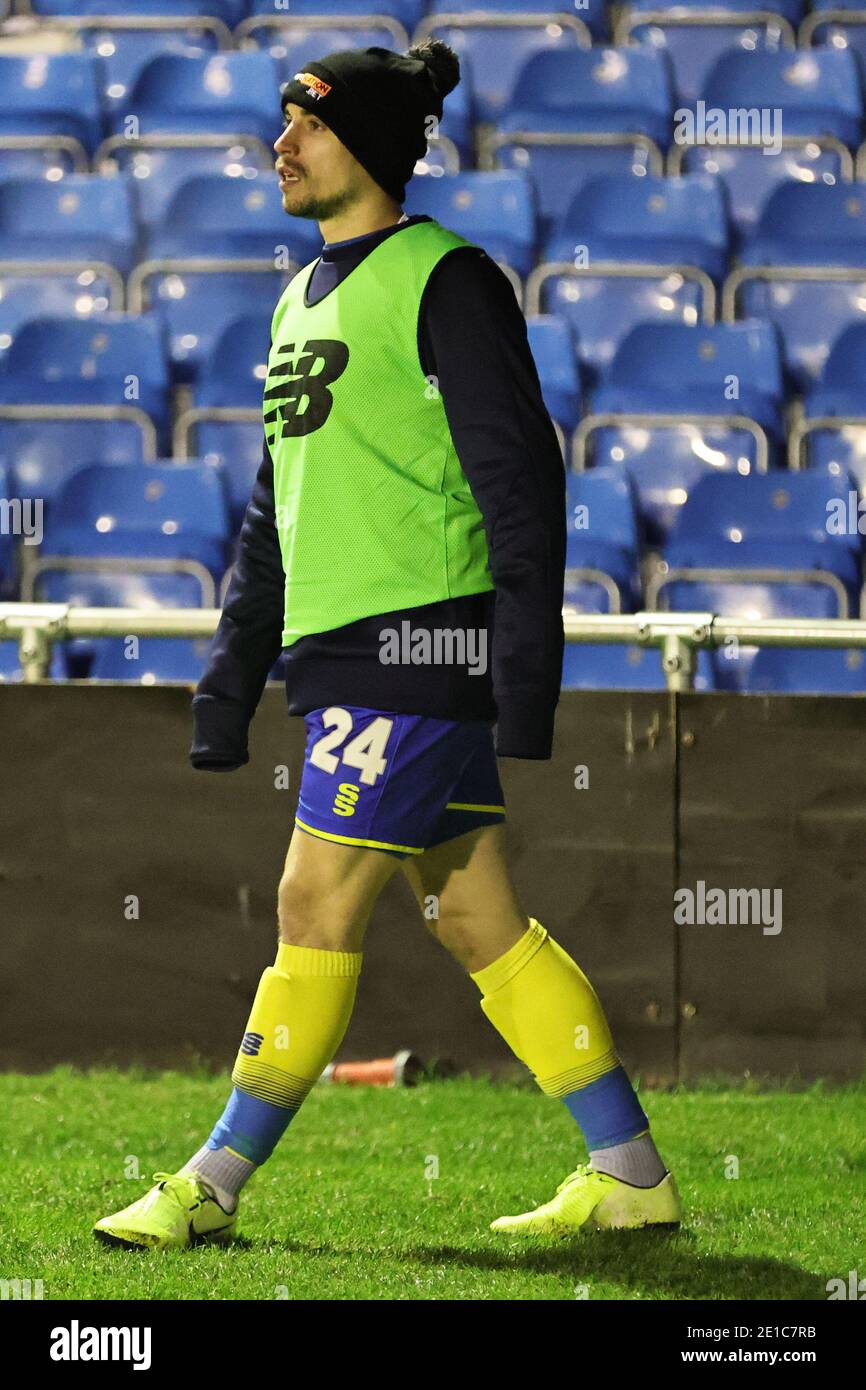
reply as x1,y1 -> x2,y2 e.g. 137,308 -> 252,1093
295,71 -> 332,100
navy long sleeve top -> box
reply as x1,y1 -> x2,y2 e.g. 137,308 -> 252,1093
190,213 -> 566,768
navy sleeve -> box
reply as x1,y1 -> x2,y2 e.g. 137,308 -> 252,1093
190,434 -> 285,771
419,247 -> 566,760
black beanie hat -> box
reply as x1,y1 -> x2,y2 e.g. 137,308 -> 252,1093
280,38 -> 460,204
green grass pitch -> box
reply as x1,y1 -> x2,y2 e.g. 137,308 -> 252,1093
2,1067 -> 864,1301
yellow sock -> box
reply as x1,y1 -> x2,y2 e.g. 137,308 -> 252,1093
470,919 -> 650,1149
202,942 -> 363,1166
470,918 -> 619,1094
231,942 -> 363,1108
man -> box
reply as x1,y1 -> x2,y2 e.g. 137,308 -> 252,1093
94,39 -> 681,1250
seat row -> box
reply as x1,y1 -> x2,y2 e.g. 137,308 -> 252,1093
3,458 -> 866,690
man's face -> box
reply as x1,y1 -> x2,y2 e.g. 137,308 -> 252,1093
274,101 -> 368,221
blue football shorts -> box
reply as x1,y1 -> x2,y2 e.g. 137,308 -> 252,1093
294,704 -> 506,858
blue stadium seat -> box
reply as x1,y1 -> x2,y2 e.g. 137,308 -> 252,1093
247,21 -> 404,64
427,0 -> 607,42
179,317 -> 268,528
584,321 -> 785,519
31,1 -> 247,26
804,0 -> 866,64
533,174 -> 727,382
745,644 -> 866,692
31,568 -> 210,676
0,313 -> 171,446
623,454 -> 722,550
700,48 -> 863,147
192,423 -> 262,534
130,263 -> 290,386
88,636 -> 211,683
655,470 -> 862,618
562,642 -> 715,689
742,180 -> 866,269
82,21 -> 226,117
544,173 -> 729,280
733,181 -> 866,388
404,172 -> 537,280
526,315 -> 582,433
418,17 -> 587,128
564,466 -> 641,611
491,47 -> 673,240
194,314 -> 269,409
108,51 -> 280,145
246,0 -> 425,34
5,421 -> 149,518
100,143 -> 275,234
0,176 -> 137,278
0,276 -> 118,357
591,320 -> 783,428
498,46 -> 672,148
144,170 -> 319,264
801,325 -> 866,473
674,142 -> 847,250
41,461 -> 230,579
0,53 -> 102,160
618,1 -> 799,107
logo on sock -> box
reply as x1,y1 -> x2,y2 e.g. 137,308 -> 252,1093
240,1031 -> 264,1057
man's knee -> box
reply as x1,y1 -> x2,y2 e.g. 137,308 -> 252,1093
277,870 -> 355,949
423,902 -> 528,974
423,904 -> 481,970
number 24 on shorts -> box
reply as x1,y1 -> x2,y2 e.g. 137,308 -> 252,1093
309,707 -> 393,787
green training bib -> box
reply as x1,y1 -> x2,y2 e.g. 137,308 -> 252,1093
263,219 -> 496,646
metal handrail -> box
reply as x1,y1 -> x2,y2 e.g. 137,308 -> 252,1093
412,10 -> 592,47
37,12 -> 234,46
572,410 -> 770,472
174,405 -> 260,458
646,565 -> 850,617
668,133 -> 854,181
5,606 -> 866,689
564,566 -> 622,613
800,9 -> 866,47
127,256 -> 296,313
236,12 -> 410,47
0,134 -> 89,173
722,263 -> 866,322
788,411 -> 866,470
525,259 -> 717,319
19,556 -> 215,607
94,131 -> 274,172
615,8 -> 796,44
0,403 -> 156,458
480,129 -> 664,175
0,259 -> 124,310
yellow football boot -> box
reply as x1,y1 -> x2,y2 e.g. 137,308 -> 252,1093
93,1171 -> 237,1250
490,1163 -> 682,1236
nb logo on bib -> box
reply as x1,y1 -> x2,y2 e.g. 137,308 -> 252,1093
264,337 -> 349,445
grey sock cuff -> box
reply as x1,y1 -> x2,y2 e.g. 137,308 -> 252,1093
180,1144 -> 256,1203
589,1131 -> 668,1188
